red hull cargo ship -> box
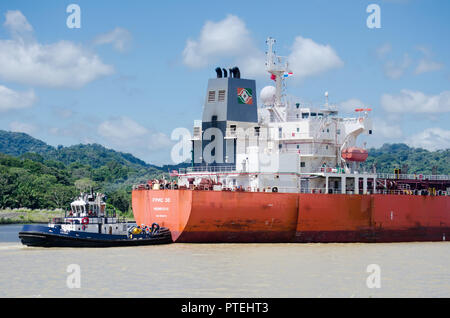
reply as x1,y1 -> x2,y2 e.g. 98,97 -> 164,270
132,38 -> 450,243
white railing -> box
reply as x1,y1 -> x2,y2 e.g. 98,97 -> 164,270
179,166 -> 237,174
376,173 -> 450,181
134,183 -> 448,196
316,167 -> 347,174
286,115 -> 326,122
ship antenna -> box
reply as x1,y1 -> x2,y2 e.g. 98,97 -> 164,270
265,37 -> 291,109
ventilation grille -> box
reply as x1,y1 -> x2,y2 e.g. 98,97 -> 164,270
218,90 -> 226,102
208,91 -> 216,102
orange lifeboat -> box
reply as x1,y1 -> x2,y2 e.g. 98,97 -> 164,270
341,147 -> 368,162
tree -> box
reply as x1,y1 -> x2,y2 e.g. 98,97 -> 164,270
74,178 -> 96,193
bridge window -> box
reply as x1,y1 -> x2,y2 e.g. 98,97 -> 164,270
302,113 -> 309,119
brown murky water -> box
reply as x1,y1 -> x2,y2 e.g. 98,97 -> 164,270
1,225 -> 449,297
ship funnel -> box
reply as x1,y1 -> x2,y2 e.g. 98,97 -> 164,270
230,66 -> 241,79
215,67 -> 223,78
222,68 -> 228,78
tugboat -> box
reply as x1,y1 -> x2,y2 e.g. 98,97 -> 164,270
19,191 -> 172,247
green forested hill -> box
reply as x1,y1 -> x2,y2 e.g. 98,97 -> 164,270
0,130 -> 171,214
44,144 -> 157,169
364,144 -> 449,175
0,130 -> 158,169
0,130 -> 53,156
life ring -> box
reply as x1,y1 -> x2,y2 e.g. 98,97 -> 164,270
82,217 -> 89,225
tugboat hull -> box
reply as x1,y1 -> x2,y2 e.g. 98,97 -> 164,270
19,225 -> 172,248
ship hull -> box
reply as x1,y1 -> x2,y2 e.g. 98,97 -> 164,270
132,190 -> 450,243
19,224 -> 172,247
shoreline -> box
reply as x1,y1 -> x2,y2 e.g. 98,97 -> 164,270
0,209 -> 63,224
0,209 -> 135,224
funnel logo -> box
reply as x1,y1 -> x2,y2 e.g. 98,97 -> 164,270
237,88 -> 253,105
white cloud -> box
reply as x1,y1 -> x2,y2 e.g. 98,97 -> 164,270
94,27 -> 132,53
288,36 -> 343,79
98,116 -> 173,152
372,118 -> 403,139
49,127 -> 73,137
0,11 -> 114,88
381,89 -> 450,113
98,116 -> 148,141
383,54 -> 411,79
338,98 -> 368,113
0,85 -> 36,112
406,128 -> 450,151
52,107 -> 75,119
376,43 -> 391,59
182,15 -> 343,79
414,46 -> 444,74
4,10 -> 32,36
414,59 -> 444,75
182,15 -> 256,69
9,121 -> 37,134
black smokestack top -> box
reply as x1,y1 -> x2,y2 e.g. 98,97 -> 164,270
215,67 -> 222,78
231,66 -> 241,79
222,68 -> 228,78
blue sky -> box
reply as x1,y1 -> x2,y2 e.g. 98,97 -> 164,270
0,0 -> 449,165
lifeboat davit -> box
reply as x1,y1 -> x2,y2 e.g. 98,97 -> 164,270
341,147 -> 368,162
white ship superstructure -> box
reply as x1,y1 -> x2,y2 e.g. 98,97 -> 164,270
178,37 -> 377,194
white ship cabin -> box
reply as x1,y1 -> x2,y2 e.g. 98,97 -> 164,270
49,193 -> 129,235
177,37 -> 378,195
